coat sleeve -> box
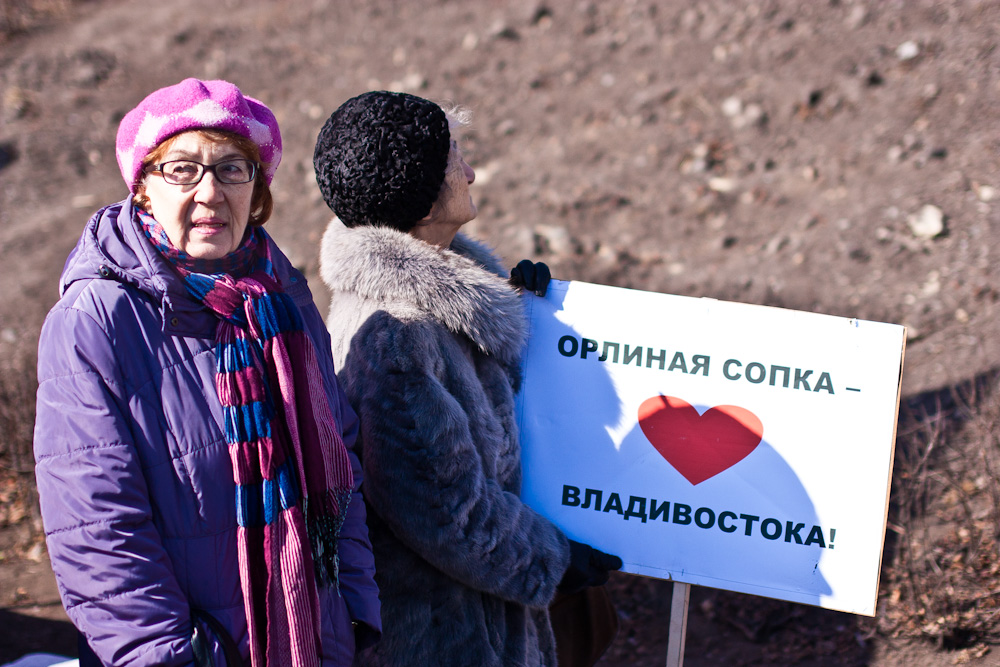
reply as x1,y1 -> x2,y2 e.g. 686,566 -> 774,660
346,315 -> 571,609
34,305 -> 199,667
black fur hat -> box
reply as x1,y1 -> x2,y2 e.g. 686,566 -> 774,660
313,91 -> 450,231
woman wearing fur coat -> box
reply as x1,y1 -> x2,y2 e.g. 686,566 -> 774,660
313,91 -> 622,666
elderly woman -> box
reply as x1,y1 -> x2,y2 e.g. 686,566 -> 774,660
33,79 -> 380,666
313,91 -> 621,666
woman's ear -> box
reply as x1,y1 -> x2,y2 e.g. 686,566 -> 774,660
420,202 -> 439,224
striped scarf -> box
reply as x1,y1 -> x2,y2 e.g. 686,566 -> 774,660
139,211 -> 353,667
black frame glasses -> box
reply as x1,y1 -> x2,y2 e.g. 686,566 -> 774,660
150,158 -> 258,186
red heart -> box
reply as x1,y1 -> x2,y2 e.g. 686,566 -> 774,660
638,395 -> 763,485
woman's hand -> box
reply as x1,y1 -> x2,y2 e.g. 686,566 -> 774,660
510,259 -> 551,297
557,540 -> 624,594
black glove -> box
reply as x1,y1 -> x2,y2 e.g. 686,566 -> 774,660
509,259 -> 551,297
557,539 -> 624,594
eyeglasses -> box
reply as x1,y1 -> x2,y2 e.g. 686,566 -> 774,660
150,158 -> 258,185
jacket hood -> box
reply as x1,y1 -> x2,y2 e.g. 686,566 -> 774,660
319,218 -> 527,364
60,197 -> 185,305
60,197 -> 302,337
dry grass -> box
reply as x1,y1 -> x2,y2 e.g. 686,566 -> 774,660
878,372 -> 1000,648
0,347 -> 39,538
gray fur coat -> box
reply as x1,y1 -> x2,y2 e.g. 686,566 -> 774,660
320,219 -> 571,666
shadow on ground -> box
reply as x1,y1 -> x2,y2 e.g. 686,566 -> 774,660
0,609 -> 76,664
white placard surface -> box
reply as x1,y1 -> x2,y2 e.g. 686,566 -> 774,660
517,280 -> 905,615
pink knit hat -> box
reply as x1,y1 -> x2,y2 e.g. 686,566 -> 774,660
115,78 -> 282,192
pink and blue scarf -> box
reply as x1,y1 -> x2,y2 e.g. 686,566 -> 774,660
139,211 -> 353,667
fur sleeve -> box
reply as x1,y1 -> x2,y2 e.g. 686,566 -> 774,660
339,311 -> 570,608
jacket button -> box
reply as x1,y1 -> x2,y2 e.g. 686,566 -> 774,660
98,266 -> 110,277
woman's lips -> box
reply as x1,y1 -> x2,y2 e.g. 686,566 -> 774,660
191,218 -> 227,235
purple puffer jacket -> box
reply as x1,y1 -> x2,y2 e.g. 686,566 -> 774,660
33,198 -> 381,666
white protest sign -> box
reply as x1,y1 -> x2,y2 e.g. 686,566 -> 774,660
517,280 -> 905,616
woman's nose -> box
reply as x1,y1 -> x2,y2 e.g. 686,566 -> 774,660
193,171 -> 225,202
463,160 -> 475,184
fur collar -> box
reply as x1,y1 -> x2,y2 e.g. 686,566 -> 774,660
320,218 -> 527,363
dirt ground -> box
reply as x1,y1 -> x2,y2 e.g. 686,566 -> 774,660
1,0 -> 999,664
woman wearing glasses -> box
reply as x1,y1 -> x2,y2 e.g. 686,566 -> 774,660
33,79 -> 380,666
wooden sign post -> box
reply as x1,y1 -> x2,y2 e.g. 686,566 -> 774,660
666,582 -> 690,667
